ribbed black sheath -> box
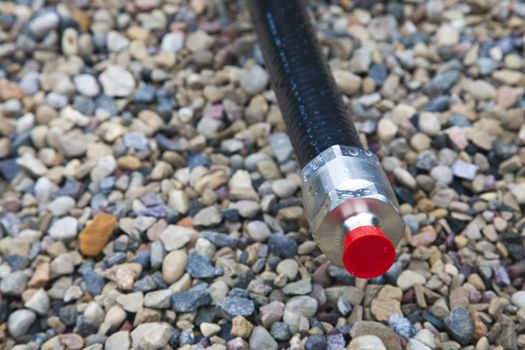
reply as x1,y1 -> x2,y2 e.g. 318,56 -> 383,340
247,0 -> 362,167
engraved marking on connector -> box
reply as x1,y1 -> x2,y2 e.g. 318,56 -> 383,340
335,187 -> 373,198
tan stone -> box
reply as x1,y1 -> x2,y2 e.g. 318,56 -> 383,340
79,213 -> 117,257
371,298 -> 402,322
0,80 -> 25,101
231,316 -> 253,338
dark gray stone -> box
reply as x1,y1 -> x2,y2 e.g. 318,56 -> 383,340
444,307 -> 473,345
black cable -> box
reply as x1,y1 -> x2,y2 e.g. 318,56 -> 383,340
246,0 -> 362,167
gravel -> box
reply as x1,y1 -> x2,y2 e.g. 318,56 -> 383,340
1,0 -> 525,349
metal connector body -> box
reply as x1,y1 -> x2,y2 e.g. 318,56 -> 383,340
302,145 -> 405,268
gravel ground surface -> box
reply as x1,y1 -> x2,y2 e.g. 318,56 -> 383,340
1,0 -> 525,349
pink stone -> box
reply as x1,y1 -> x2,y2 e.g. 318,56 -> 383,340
448,127 -> 468,150
227,337 -> 249,350
408,227 -> 437,248
259,301 -> 284,328
497,86 -> 522,109
58,334 -> 84,350
203,104 -> 224,120
147,219 -> 167,241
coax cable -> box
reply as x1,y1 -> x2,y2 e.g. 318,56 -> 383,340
247,0 -> 406,278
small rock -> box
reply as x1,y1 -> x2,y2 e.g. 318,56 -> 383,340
259,301 -> 285,328
117,292 -> 144,313
218,296 -> 255,319
270,322 -> 291,341
162,250 -> 188,284
74,74 -> 100,97
99,65 -> 136,97
350,321 -> 402,350
186,252 -> 223,279
378,119 -> 398,142
397,270 -> 426,290
161,32 -> 184,53
444,307 -> 473,345
334,70 -> 362,96
246,221 -> 272,242
24,288 -> 50,316
511,291 -> 525,308
102,263 -> 142,290
268,235 -> 298,258
231,316 -> 253,338
249,326 -> 277,350
283,296 -> 318,333
0,271 -> 28,296
240,66 -> 269,95
348,335 -> 386,350
371,298 -> 402,322
8,309 -> 36,338
105,331 -> 131,350
49,216 -> 79,241
305,334 -> 327,350
271,179 -> 298,198
160,225 -> 196,251
131,322 -> 174,350
200,322 -> 221,337
144,289 -> 172,309
29,12 -> 60,38
389,313 -> 416,339
193,206 -> 222,227
79,213 -> 116,257
171,285 -> 211,312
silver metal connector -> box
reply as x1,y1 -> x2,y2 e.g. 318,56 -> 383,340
301,145 -> 405,268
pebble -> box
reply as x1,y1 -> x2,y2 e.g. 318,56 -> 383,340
444,307 -> 474,345
348,335 -> 387,350
162,250 -> 188,284
105,331 -> 131,350
131,322 -> 173,350
160,225 -> 196,250
283,296 -> 318,333
161,32 -> 184,53
49,216 -> 79,241
193,206 -> 223,227
389,313 -> 416,339
334,70 -> 362,96
305,334 -> 327,350
270,322 -> 291,341
249,326 -> 278,350
397,270 -> 426,290
29,12 -> 60,38
246,221 -> 272,242
74,74 -> 100,97
268,234 -> 298,258
511,291 -> 525,308
1,271 -> 29,296
79,213 -> 116,257
8,309 -> 36,338
171,285 -> 211,312
24,288 -> 50,315
218,296 -> 255,319
186,252 -> 223,278
99,65 -> 136,97
117,292 -> 144,313
271,179 -> 298,198
240,66 -> 269,95
378,119 -> 398,142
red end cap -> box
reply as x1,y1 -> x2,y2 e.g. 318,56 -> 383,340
342,225 -> 395,279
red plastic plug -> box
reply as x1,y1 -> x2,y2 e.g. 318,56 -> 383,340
342,225 -> 395,279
